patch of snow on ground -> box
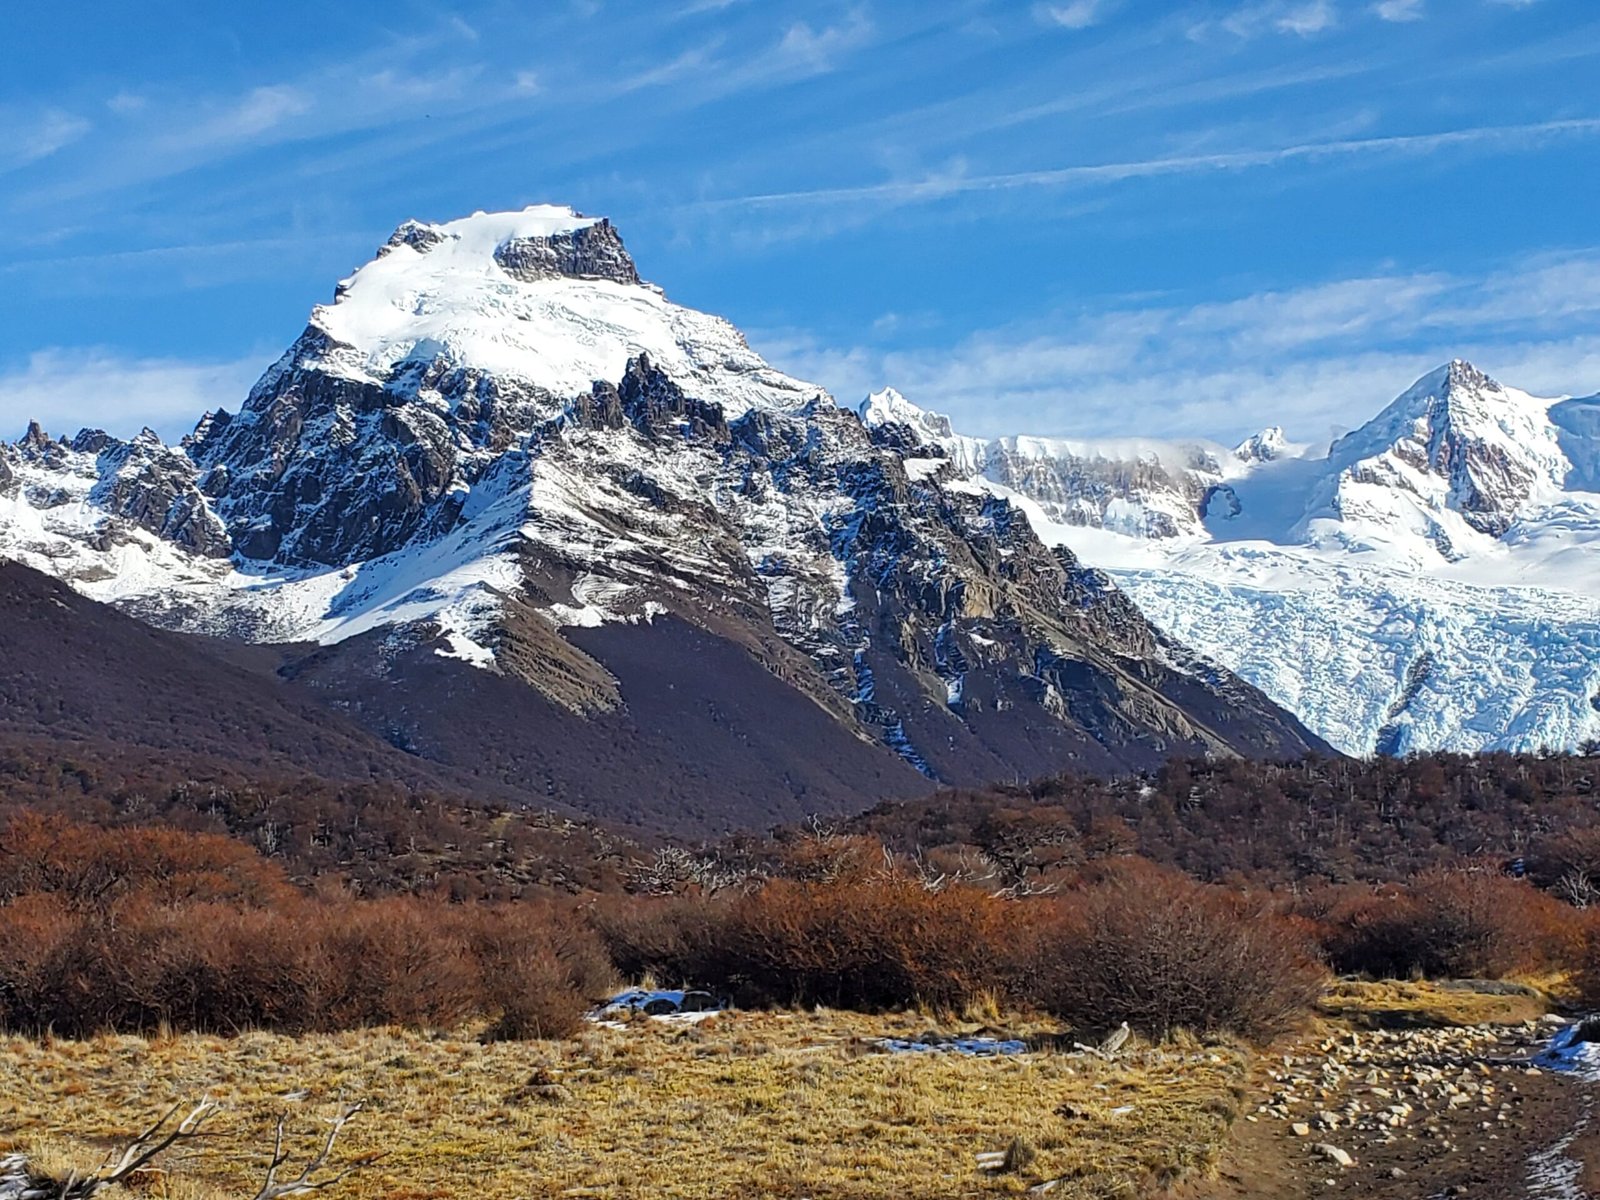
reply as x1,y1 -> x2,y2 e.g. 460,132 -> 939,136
589,989 -> 728,1027
875,1036 -> 1029,1056
1534,1023 -> 1600,1082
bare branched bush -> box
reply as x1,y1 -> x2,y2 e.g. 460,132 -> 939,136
1032,871 -> 1325,1043
26,1099 -> 372,1200
625,846 -> 753,896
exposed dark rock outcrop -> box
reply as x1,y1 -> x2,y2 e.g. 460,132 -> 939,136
188,332 -> 471,566
493,218 -> 639,285
91,430 -> 230,558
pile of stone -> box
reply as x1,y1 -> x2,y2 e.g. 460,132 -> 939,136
1248,1017 -> 1563,1168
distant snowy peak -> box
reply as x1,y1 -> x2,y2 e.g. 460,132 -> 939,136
859,387 -> 955,440
1323,359 -> 1569,537
892,356 -> 1600,758
857,390 -> 1225,541
1234,425 -> 1292,463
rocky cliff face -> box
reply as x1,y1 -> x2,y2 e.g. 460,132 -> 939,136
185,330 -> 484,566
2,422 -> 229,565
859,390 -> 1227,540
493,218 -> 640,285
0,206 -> 1324,825
92,429 -> 230,557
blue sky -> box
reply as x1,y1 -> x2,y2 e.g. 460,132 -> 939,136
3,0 -> 1599,445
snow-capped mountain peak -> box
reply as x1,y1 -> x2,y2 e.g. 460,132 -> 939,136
1314,359 -> 1569,542
303,205 -> 817,422
858,387 -> 955,440
1233,425 -> 1291,463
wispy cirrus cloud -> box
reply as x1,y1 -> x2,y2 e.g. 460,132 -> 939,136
1273,1 -> 1340,35
0,230 -> 370,296
1035,0 -> 1112,30
693,116 -> 1600,214
0,108 -> 92,171
674,0 -> 747,14
1189,0 -> 1342,40
1373,0 -> 1424,20
160,84 -> 315,154
764,9 -> 876,76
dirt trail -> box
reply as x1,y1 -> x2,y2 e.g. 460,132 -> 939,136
1173,1020 -> 1596,1199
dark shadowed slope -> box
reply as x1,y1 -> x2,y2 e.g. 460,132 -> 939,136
0,559 -> 471,793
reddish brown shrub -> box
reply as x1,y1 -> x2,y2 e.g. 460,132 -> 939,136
597,876 -> 1026,1012
467,903 -> 615,1041
1563,909 -> 1600,1006
0,893 -> 78,1031
0,888 -> 609,1039
1033,871 -> 1324,1043
722,877 -> 1016,1010
771,833 -> 889,884
299,900 -> 479,1030
591,893 -> 728,984
1313,868 -> 1563,980
0,812 -> 294,908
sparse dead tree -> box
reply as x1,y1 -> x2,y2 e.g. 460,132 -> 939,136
53,1098 -> 219,1199
251,1103 -> 368,1200
626,846 -> 752,896
910,846 -> 999,894
993,876 -> 1062,900
18,1100 -> 372,1200
1556,867 -> 1600,910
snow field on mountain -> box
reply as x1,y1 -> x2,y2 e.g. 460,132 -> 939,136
1110,554 -> 1600,755
316,206 -> 818,420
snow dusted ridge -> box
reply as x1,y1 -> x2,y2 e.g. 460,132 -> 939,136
861,362 -> 1600,756
0,206 -> 1319,782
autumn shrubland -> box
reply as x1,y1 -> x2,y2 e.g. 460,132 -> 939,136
0,813 -> 611,1040
8,753 -> 1600,1198
6,806 -> 1598,1046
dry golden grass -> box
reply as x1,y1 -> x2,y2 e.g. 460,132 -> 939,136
1316,977 -> 1553,1029
0,1010 -> 1248,1200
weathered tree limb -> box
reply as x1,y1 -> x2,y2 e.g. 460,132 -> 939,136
250,1103 -> 368,1200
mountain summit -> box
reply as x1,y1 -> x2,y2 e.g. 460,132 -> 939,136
1317,359 -> 1569,541
0,207 -> 1323,831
